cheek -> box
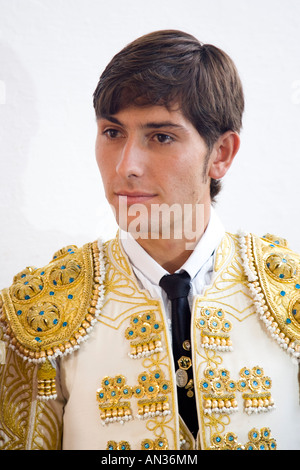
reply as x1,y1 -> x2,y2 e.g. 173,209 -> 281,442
95,146 -> 110,180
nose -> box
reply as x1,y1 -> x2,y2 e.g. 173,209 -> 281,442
116,137 -> 145,179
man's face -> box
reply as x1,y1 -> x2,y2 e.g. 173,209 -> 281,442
95,105 -> 212,239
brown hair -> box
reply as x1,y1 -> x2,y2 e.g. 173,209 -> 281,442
93,30 -> 244,201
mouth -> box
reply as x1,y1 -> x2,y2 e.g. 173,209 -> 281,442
115,192 -> 158,205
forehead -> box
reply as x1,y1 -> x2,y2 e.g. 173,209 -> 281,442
99,104 -> 195,131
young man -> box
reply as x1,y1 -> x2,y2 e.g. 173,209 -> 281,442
0,30 -> 299,450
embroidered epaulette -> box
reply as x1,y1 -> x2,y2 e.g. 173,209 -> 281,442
0,240 -> 106,398
239,232 -> 300,361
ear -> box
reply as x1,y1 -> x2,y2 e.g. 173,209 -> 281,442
208,131 -> 240,180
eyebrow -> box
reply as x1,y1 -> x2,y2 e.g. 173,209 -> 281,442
99,114 -> 187,131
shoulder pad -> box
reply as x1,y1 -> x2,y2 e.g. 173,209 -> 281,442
0,240 -> 106,362
239,232 -> 300,360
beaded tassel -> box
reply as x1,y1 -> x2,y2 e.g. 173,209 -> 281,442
37,359 -> 57,400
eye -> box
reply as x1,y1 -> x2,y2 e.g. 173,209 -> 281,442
153,133 -> 174,144
103,128 -> 122,139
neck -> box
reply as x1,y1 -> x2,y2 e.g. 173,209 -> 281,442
133,206 -> 211,273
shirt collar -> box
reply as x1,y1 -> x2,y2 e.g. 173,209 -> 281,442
120,206 -> 225,286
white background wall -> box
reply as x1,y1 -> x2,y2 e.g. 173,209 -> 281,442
0,0 -> 299,288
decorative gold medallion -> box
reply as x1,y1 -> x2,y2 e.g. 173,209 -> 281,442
133,369 -> 171,419
125,311 -> 163,359
199,367 -> 238,414
237,366 -> 274,414
106,440 -> 131,450
209,427 -> 277,450
196,307 -> 233,351
96,375 -> 133,425
177,356 -> 192,370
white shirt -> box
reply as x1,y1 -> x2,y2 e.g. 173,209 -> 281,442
120,207 -> 225,328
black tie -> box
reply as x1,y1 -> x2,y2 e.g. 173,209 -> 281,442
159,271 -> 198,437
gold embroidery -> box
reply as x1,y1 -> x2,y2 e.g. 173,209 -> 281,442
0,241 -> 105,363
240,233 -> 300,360
99,236 -> 178,448
0,347 -> 62,449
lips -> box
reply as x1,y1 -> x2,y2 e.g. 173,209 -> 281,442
115,192 -> 158,205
